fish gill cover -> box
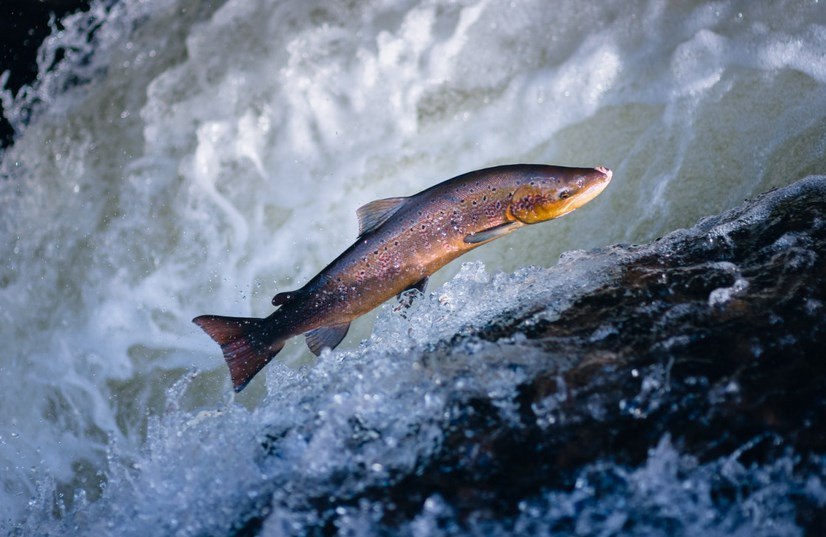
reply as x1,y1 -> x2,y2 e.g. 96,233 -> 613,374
1,0 -> 825,535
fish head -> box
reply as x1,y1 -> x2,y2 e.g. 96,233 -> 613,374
507,166 -> 612,224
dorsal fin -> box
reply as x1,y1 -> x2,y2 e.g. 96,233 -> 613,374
356,197 -> 408,236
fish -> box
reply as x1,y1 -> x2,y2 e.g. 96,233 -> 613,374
193,164 -> 612,392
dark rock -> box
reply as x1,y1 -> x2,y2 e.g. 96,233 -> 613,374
245,177 -> 825,535
0,0 -> 93,147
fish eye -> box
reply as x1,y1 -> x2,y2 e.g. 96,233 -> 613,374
559,190 -> 572,199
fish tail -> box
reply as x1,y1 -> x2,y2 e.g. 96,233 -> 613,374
192,315 -> 285,392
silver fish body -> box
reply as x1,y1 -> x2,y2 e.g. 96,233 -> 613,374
194,164 -> 612,391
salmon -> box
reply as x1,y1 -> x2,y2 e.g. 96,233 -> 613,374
194,164 -> 612,391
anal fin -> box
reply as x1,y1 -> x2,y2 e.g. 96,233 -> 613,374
464,222 -> 519,244
306,322 -> 351,356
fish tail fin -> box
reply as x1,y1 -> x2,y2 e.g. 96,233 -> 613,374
192,315 -> 286,392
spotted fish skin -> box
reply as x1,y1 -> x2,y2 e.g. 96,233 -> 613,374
194,164 -> 612,391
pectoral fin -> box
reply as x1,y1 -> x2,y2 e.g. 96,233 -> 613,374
305,322 -> 351,356
463,222 -> 519,244
357,197 -> 408,236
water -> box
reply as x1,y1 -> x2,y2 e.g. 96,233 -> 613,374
1,0 -> 824,533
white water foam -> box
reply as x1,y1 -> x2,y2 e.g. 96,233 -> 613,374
1,0 -> 825,531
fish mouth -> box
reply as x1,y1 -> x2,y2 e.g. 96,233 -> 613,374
559,166 -> 613,213
595,166 -> 613,182
586,165 -> 613,195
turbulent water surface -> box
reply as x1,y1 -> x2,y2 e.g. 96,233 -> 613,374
1,0 -> 825,534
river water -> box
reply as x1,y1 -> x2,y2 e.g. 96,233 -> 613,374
1,0 -> 825,533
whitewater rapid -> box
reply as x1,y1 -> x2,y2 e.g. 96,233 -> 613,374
1,0 -> 825,533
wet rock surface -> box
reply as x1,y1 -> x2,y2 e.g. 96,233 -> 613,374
241,177 -> 825,535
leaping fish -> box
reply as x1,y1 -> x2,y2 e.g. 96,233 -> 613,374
194,164 -> 612,391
